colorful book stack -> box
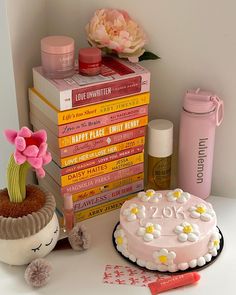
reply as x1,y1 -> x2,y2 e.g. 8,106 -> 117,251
29,57 -> 150,223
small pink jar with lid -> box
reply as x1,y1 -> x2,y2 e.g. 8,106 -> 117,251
41,36 -> 75,79
79,47 -> 102,76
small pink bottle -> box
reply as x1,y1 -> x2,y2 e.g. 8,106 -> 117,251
178,89 -> 224,199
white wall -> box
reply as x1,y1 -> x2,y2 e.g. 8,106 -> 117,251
3,0 -> 236,197
0,0 -> 19,188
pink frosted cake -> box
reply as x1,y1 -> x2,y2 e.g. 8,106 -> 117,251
114,189 -> 222,272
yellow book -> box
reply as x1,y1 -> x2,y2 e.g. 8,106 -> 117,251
74,193 -> 136,222
59,116 -> 148,148
29,88 -> 150,125
60,136 -> 145,168
61,152 -> 144,186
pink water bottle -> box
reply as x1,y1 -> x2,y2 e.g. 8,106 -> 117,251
178,89 -> 224,199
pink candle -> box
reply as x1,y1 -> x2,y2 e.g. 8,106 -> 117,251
79,47 -> 102,76
41,35 -> 75,79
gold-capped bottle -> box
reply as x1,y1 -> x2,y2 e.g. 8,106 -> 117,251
147,119 -> 173,190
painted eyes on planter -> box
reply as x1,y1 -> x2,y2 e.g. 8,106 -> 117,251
31,243 -> 42,252
54,226 -> 59,234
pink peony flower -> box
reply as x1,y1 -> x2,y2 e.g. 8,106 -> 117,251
86,9 -> 147,62
4,127 -> 52,178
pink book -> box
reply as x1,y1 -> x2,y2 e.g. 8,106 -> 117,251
45,145 -> 144,185
73,180 -> 143,212
30,104 -> 148,137
33,56 -> 150,111
61,163 -> 144,194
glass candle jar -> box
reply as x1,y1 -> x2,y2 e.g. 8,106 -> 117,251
41,36 -> 75,79
79,47 -> 102,76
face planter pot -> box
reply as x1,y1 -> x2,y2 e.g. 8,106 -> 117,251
0,185 -> 59,265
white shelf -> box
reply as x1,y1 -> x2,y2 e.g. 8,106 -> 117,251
0,195 -> 235,294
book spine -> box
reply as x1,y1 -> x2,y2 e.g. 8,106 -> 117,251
60,136 -> 145,168
60,126 -> 146,158
58,92 -> 150,124
61,163 -> 144,194
61,145 -> 143,176
71,74 -> 150,108
46,146 -> 144,183
61,152 -> 144,187
72,172 -> 144,202
59,116 -> 148,148
74,193 -> 136,222
73,180 -> 143,212
58,105 -> 148,137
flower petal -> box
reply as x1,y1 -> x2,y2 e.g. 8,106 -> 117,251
188,233 -> 198,242
200,213 -> 211,221
178,233 -> 188,242
15,136 -> 26,151
14,150 -> 26,164
42,151 -> 52,165
38,143 -> 47,157
27,157 -> 43,169
174,225 -> 184,234
167,251 -> 176,260
18,127 -> 32,137
4,129 -> 17,144
143,233 -> 153,242
190,211 -> 200,218
153,230 -> 160,238
127,213 -> 136,221
32,130 -> 47,143
23,145 -> 39,157
136,227 -> 145,236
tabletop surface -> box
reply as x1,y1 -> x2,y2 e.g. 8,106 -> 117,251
0,195 -> 235,294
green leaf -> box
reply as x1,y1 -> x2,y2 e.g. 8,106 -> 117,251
139,51 -> 160,61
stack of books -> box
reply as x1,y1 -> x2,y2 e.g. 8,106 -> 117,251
29,56 -> 150,223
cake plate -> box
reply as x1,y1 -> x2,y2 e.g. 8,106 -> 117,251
112,222 -> 224,274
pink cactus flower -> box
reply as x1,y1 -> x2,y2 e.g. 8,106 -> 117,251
86,9 -> 147,62
4,127 -> 52,178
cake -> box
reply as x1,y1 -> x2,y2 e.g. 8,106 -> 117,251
113,188 -> 222,272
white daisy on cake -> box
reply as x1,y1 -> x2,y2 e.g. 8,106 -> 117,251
114,228 -> 128,254
122,203 -> 145,221
208,230 -> 221,256
153,249 -> 176,271
189,203 -> 215,221
137,189 -> 162,203
174,222 -> 200,242
136,222 -> 161,242
166,188 -> 190,203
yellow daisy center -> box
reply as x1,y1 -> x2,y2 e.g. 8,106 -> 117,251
146,191 -> 154,197
173,191 -> 181,198
159,255 -> 168,264
183,225 -> 193,234
116,236 -> 123,245
131,207 -> 139,214
214,239 -> 219,247
146,225 -> 154,234
196,206 -> 206,214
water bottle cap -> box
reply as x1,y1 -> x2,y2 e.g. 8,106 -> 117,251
184,89 -> 216,113
148,119 -> 173,157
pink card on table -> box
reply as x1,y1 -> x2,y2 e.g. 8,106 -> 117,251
103,265 -> 169,287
